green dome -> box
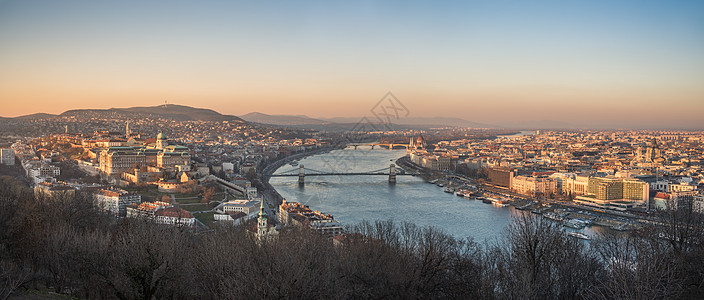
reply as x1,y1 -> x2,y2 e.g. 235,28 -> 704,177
157,131 -> 167,140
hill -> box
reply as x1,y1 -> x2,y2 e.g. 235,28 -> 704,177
322,116 -> 498,129
239,112 -> 328,126
55,104 -> 244,122
12,113 -> 58,120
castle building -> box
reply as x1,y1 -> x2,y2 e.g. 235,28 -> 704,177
99,147 -> 147,176
98,131 -> 190,177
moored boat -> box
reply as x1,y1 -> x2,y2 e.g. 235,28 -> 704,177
493,199 -> 509,207
563,219 -> 586,229
543,212 -> 565,222
477,197 -> 491,204
568,232 -> 591,240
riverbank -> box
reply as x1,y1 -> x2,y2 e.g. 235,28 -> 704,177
259,145 -> 346,218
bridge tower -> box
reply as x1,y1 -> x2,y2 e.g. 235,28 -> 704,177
389,164 -> 396,183
298,164 -> 305,185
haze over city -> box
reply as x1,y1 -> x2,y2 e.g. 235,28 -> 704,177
1,0 -> 703,128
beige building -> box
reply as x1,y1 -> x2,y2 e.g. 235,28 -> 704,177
99,147 -> 146,176
511,175 -> 558,196
99,132 -> 190,177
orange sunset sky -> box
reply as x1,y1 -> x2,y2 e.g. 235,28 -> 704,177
1,1 -> 703,128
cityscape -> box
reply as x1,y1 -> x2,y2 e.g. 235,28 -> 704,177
1,1 -> 704,299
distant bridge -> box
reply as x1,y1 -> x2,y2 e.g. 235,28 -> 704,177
269,164 -> 415,184
346,142 -> 409,150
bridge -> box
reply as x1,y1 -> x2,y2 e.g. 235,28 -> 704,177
346,142 -> 408,150
269,164 -> 415,184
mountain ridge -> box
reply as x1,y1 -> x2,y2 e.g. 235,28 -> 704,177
10,104 -> 244,122
239,112 -> 328,125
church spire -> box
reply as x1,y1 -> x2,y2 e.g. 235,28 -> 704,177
257,199 -> 269,241
258,199 -> 267,219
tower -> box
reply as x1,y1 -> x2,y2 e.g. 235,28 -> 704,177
257,199 -> 268,240
126,121 -> 131,138
156,131 -> 167,149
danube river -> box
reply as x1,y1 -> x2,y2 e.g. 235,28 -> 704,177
270,146 -> 603,242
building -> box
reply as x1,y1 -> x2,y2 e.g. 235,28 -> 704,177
511,175 -> 558,196
575,176 -> 649,210
487,167 -> 514,188
587,177 -> 649,202
156,131 -> 168,149
34,182 -> 76,199
154,207 -> 195,227
279,199 -> 344,239
28,164 -> 61,178
99,147 -> 146,176
256,200 -> 278,242
408,135 -> 427,153
222,199 -> 260,215
157,147 -> 191,171
99,132 -> 191,177
0,148 -> 14,165
588,177 -> 623,200
437,155 -> 453,171
126,201 -> 171,218
94,188 -> 142,217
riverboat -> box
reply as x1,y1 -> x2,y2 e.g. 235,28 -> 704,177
563,219 -> 586,229
568,232 -> 591,240
493,199 -> 510,207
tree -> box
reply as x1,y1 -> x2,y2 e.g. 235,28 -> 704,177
488,213 -> 602,299
201,187 -> 215,204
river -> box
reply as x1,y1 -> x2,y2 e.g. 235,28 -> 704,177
270,146 -> 604,242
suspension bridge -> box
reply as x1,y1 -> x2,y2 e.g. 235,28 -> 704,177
269,164 -> 416,184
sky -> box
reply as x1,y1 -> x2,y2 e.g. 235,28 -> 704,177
1,0 -> 703,128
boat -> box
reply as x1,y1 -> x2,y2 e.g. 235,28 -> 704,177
568,232 -> 591,240
516,204 -> 532,210
543,212 -> 565,222
493,200 -> 510,207
573,218 -> 592,226
456,188 -> 470,197
444,186 -> 455,193
531,207 -> 545,214
289,161 -> 299,166
563,219 -> 586,229
479,197 -> 493,204
612,223 -> 631,231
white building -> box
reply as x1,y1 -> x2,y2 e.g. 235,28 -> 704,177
154,207 -> 195,227
94,188 -> 142,217
222,199 -> 260,215
0,148 -> 14,165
